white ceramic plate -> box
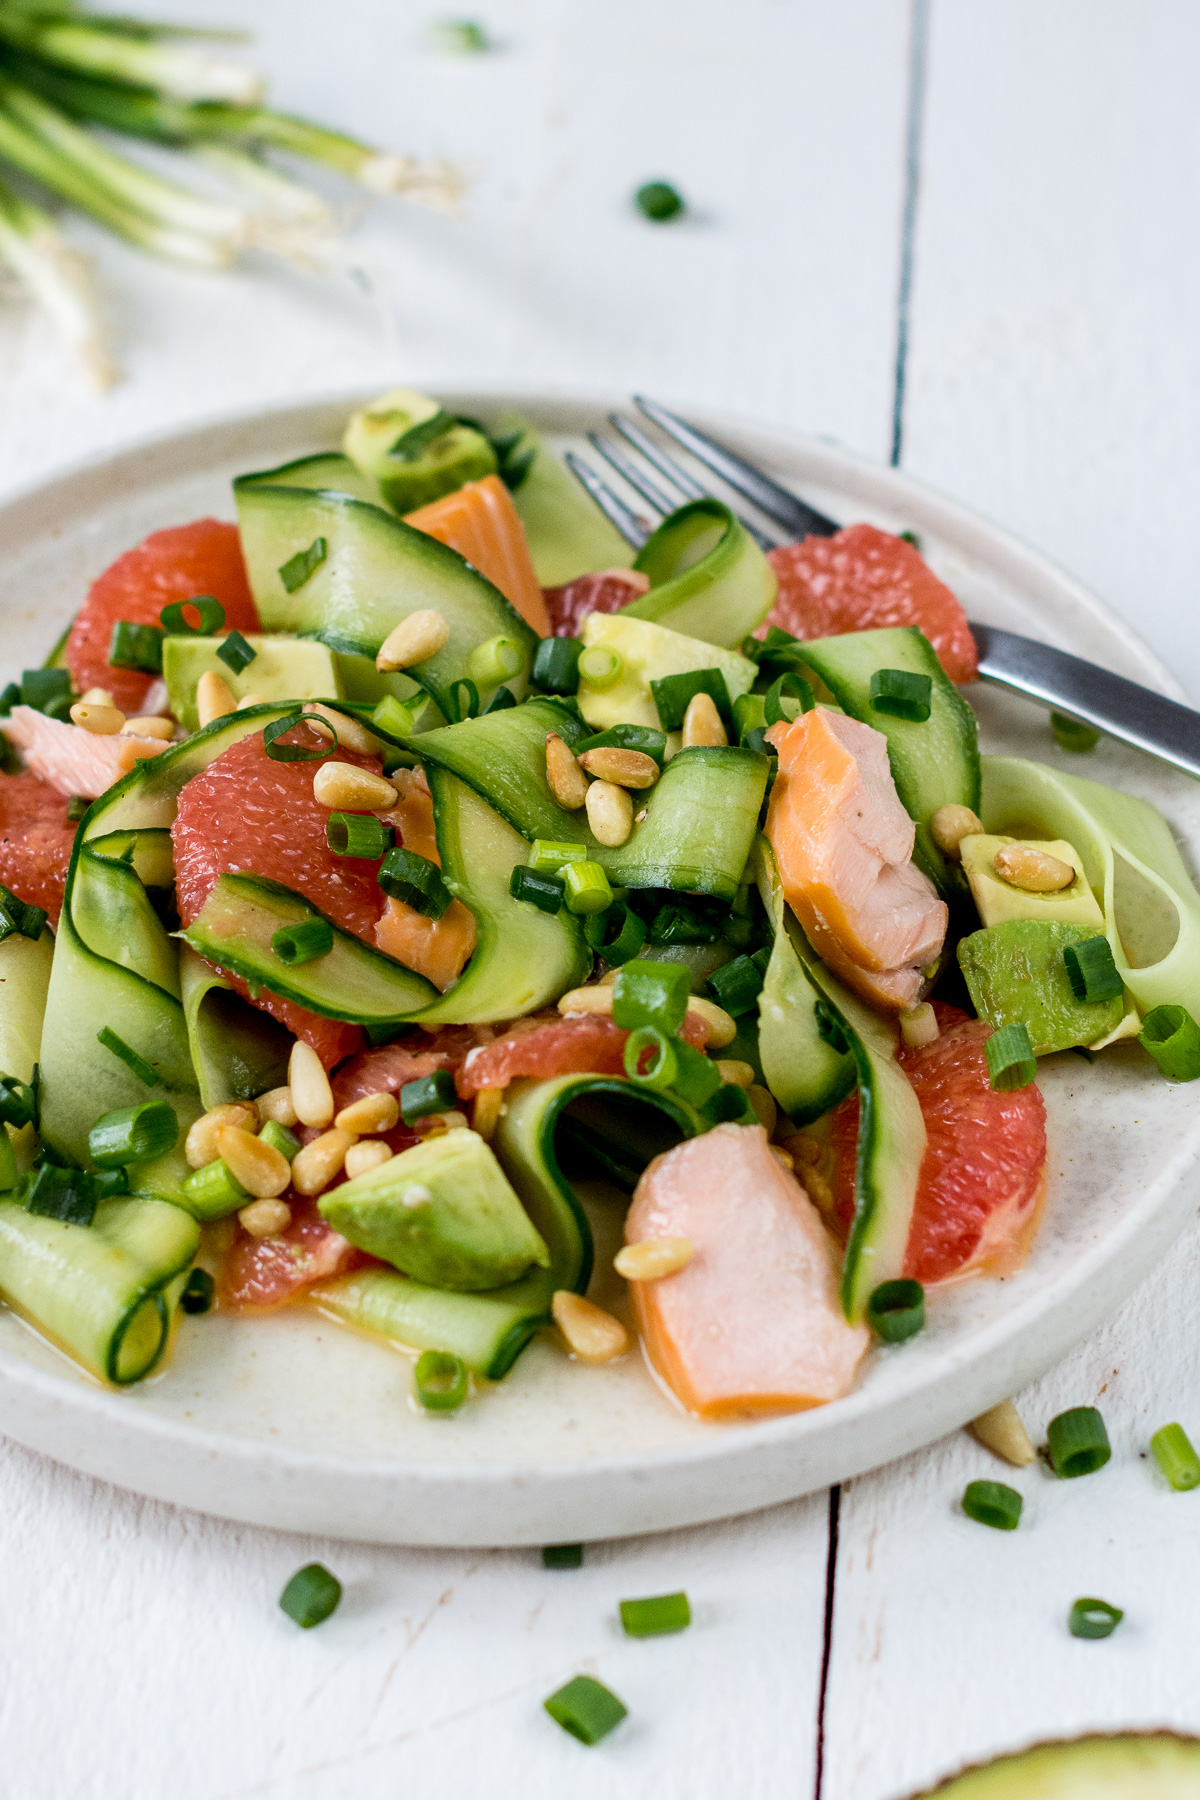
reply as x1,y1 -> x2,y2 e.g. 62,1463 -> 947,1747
2,390 -> 1199,1547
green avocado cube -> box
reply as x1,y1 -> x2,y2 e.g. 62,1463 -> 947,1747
342,386 -> 497,514
163,634 -> 342,731
960,834 -> 1104,930
319,1128 -> 550,1292
576,613 -> 757,733
958,919 -> 1126,1056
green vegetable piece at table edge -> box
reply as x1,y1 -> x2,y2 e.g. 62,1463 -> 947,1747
542,1544 -> 583,1569
544,1674 -> 628,1745
1150,1422 -> 1200,1490
635,180 -> 685,222
619,1591 -> 692,1636
867,1279 -> 925,1342
612,959 -> 690,1036
1051,711 -> 1101,752
1046,1406 -> 1111,1478
1140,1005 -> 1200,1081
279,1563 -> 342,1629
1069,1597 -> 1123,1640
962,1480 -> 1023,1531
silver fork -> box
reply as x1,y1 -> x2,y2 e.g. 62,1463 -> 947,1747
567,398 -> 1200,784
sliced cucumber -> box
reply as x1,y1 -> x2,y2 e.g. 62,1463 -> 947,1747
179,946 -> 291,1110
624,499 -> 777,647
752,836 -> 854,1124
86,828 -> 174,888
73,844 -> 179,998
503,421 -> 636,585
0,928 -> 53,1182
601,746 -> 769,901
313,1268 -> 552,1379
794,626 -> 981,896
407,698 -> 591,846
236,450 -> 380,503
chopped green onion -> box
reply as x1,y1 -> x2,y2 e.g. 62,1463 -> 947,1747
0,681 -> 19,715
23,1162 -> 96,1226
985,1022 -> 1036,1091
542,1544 -> 583,1569
898,529 -> 922,550
87,1099 -> 178,1168
532,636 -> 583,696
414,1348 -> 468,1411
0,1075 -> 36,1130
325,812 -> 394,860
529,840 -> 589,874
584,902 -> 647,966
764,672 -> 815,727
432,19 -> 490,53
483,685 -> 517,714
1139,1005 -> 1200,1081
377,846 -> 453,919
814,999 -> 851,1056
867,1278 -> 925,1343
400,1069 -> 458,1125
441,678 -> 479,724
259,1119 -> 300,1162
509,865 -> 564,914
635,180 -> 685,223
66,794 -> 89,822
670,1037 -> 723,1107
1047,1406 -> 1111,1478
370,695 -> 417,738
544,1674 -> 628,1746
107,621 -> 163,674
1068,1597 -> 1122,1640
466,635 -> 525,689
0,885 -> 47,941
89,1167 -> 129,1200
180,1267 -> 215,1314
262,707 -> 338,763
650,667 -> 732,733
623,1025 -> 678,1090
619,1591 -> 691,1637
216,629 -> 256,675
271,918 -> 333,966
563,860 -> 613,916
869,667 -> 932,723
279,1563 -> 342,1629
612,959 -> 690,1036
1150,1422 -> 1200,1491
278,536 -> 327,594
577,645 -> 624,691
181,1157 -> 248,1218
701,1082 -> 755,1126
575,724 -> 667,766
97,1025 -> 159,1086
962,1480 -> 1023,1531
1063,936 -> 1123,1003
20,667 -> 73,714
388,409 -> 455,459
707,953 -> 766,1018
159,595 -> 225,636
1051,712 -> 1100,753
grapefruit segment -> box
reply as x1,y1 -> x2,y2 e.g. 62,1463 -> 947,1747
543,568 -> 650,638
456,1008 -> 709,1097
219,1197 -> 376,1309
405,475 -> 551,635
0,771 -> 76,924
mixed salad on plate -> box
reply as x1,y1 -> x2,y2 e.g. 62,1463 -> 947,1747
0,387 -> 1197,1416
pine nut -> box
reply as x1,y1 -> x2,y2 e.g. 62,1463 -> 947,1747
797,1161 -> 834,1213
993,842 -> 1075,893
237,693 -> 268,710
69,701 -> 125,735
197,670 -> 236,727
578,747 -> 660,789
770,1145 -> 795,1171
929,803 -> 984,860
344,1139 -> 394,1180
376,609 -> 449,672
312,761 -> 398,812
782,1133 -> 822,1168
217,1124 -> 291,1197
682,691 -> 727,747
185,1102 -> 259,1170
415,1109 -> 469,1137
121,715 -> 175,740
81,686 -> 114,706
747,1084 -> 777,1135
585,779 -> 633,847
969,1398 -> 1035,1467
684,996 -> 737,1049
900,1002 -> 939,1049
545,732 -> 590,810
614,1237 -> 694,1281
256,1085 -> 297,1128
472,1087 -> 504,1142
238,1197 -> 292,1238
335,1090 -> 400,1135
716,1059 -> 755,1089
306,703 -> 383,756
551,1289 -> 629,1362
291,1128 -> 356,1197
289,1040 -> 334,1127
557,985 -> 615,1017
635,808 -> 648,824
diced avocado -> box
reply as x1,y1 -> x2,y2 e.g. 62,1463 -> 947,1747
961,834 -> 1104,929
577,613 -> 757,733
163,635 -> 342,732
343,386 -> 497,514
958,919 -> 1125,1055
319,1128 -> 551,1291
903,1731 -> 1200,1796
501,419 -> 636,585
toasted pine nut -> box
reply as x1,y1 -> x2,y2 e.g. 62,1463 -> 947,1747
237,693 -> 268,710
256,1085 -> 297,1128
335,1090 -> 400,1135
306,702 -> 383,756
585,779 -> 633,848
472,1086 -> 505,1142
929,803 -> 984,860
682,691 -> 728,748
121,715 -> 175,740
291,1128 -> 356,1197
614,1237 -> 694,1281
312,761 -> 398,813
770,1145 -> 795,1170
185,1102 -> 259,1170
238,1197 -> 292,1238
969,1398 -> 1035,1467
781,1132 -> 822,1168
557,985 -> 615,1017
551,1289 -> 629,1362
217,1124 -> 291,1198
376,608 -> 450,672
900,1002 -> 939,1049
747,1084 -> 777,1135
415,1109 -> 469,1137
70,701 -> 125,735
197,670 -> 236,727
685,995 -> 737,1049
81,686 -> 114,706
578,747 -> 660,789
289,1040 -> 334,1128
117,737 -> 165,771
797,1162 -> 834,1213
993,842 -> 1075,893
635,808 -> 648,824
545,732 -> 590,810
344,1139 -> 394,1180
716,1059 -> 755,1090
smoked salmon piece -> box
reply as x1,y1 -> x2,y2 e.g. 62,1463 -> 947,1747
766,707 -> 947,1011
406,475 -> 552,636
3,705 -> 168,799
373,767 -> 477,991
625,1123 -> 869,1418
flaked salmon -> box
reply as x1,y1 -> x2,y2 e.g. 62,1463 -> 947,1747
3,705 -> 168,799
406,475 -> 552,636
375,765 -> 476,991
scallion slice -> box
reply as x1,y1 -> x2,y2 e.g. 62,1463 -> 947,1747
1063,936 -> 1123,1003
623,1025 -> 678,1091
279,1563 -> 342,1629
1139,1005 -> 1200,1081
612,958 -> 690,1037
0,681 -> 19,715
867,1278 -> 925,1342
670,1037 -> 723,1107
706,953 -> 766,1018
962,1480 -> 1023,1530
482,685 -> 517,714
217,629 -> 256,675
370,695 -> 418,738
700,1082 -> 755,1126
278,536 -> 327,594
0,1075 -> 36,1130
1046,1406 -> 1111,1478
88,1099 -> 178,1168
650,667 -> 732,733
764,671 -> 815,726
325,812 -> 394,860
181,1157 -> 247,1218
532,636 -> 583,696
414,1348 -> 468,1411
869,667 -> 933,722
985,1022 -> 1036,1091
107,620 -> 163,674
258,1119 -> 300,1162
89,1168 -> 129,1200
577,644 -> 624,691
66,794 -> 89,822
20,667 -> 72,715
563,859 -> 613,916
400,1069 -> 458,1125
180,1268 -> 215,1314
377,846 -> 453,919
619,1590 -> 691,1637
97,1025 -> 159,1086
542,1544 -> 583,1569
0,886 -> 46,942
635,180 -> 685,222
1149,1421 -> 1200,1491
543,1674 -> 628,1745
159,594 -> 226,636
443,677 -> 479,723
509,864 -> 565,914
1051,712 -> 1100,753
262,707 -> 337,763
271,917 -> 333,966
584,902 -> 647,966
466,634 -> 525,688
528,840 -> 589,874
23,1163 -> 96,1226
1068,1597 -> 1122,1640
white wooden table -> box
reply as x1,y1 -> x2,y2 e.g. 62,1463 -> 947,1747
3,4 -> 1200,1794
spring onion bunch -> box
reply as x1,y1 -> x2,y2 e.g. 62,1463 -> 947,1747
0,0 -> 465,385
